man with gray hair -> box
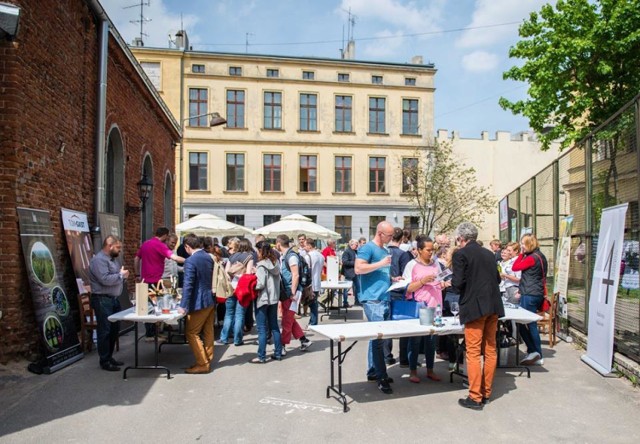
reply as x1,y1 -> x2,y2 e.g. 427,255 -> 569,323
450,222 -> 504,410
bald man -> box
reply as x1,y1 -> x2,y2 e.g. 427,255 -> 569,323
355,221 -> 394,394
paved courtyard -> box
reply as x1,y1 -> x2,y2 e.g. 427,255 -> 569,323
1,308 -> 639,443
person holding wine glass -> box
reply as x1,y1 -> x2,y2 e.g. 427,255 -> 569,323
402,235 -> 447,383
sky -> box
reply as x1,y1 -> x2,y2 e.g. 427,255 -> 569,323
100,0 -> 554,139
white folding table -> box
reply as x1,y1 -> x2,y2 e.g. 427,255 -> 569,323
319,280 -> 352,322
108,307 -> 185,380
309,307 -> 541,412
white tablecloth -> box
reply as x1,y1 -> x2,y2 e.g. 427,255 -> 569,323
108,307 -> 185,324
321,281 -> 352,290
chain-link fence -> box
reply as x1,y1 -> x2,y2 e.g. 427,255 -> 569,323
500,94 -> 640,364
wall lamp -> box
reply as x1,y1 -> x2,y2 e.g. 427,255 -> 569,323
126,173 -> 154,215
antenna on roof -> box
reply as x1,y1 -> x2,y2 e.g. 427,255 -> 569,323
125,0 -> 152,46
340,7 -> 357,59
245,32 -> 255,54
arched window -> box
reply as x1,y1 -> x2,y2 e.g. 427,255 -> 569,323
141,154 -> 154,241
164,172 -> 173,229
105,127 -> 124,223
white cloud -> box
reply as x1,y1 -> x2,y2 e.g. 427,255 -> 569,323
360,30 -> 406,58
461,50 -> 499,72
456,0 -> 551,49
338,0 -> 446,35
100,0 -> 200,48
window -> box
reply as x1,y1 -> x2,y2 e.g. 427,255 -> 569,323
226,153 -> 245,191
369,216 -> 386,239
264,92 -> 282,129
192,64 -> 205,73
304,215 -> 317,223
226,90 -> 245,128
369,157 -> 386,193
227,215 -> 245,226
402,99 -> 419,135
372,75 -> 383,84
335,95 -> 352,132
266,68 -> 279,78
299,155 -> 317,192
338,73 -> 350,82
189,152 -> 207,190
263,154 -> 282,191
402,158 -> 418,193
188,88 -> 208,127
263,215 -> 280,225
302,71 -> 315,80
404,216 -> 420,240
229,66 -> 242,76
140,62 -> 161,90
335,216 -> 352,242
368,97 -> 386,134
334,156 -> 352,193
405,77 -> 416,86
299,93 -> 317,131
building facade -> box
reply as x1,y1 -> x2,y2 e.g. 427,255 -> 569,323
131,42 -> 436,241
0,0 -> 180,362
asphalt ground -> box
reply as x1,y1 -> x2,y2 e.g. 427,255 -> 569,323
1,306 -> 639,443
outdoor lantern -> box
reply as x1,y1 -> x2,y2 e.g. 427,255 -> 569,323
137,173 -> 153,208
208,112 -> 227,127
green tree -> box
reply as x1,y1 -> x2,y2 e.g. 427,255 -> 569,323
499,0 -> 640,151
402,141 -> 495,236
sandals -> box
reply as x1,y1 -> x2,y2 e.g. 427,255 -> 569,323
426,372 -> 441,382
409,375 -> 420,383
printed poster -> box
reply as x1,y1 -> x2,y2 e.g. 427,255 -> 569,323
581,203 -> 628,375
61,209 -> 93,294
17,207 -> 83,373
554,215 -> 573,319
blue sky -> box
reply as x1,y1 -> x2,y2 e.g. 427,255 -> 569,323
101,0 -> 553,139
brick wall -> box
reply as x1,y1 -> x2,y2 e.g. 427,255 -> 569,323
0,0 -> 178,363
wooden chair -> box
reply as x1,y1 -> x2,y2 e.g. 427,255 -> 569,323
77,293 -> 119,353
537,292 -> 558,348
77,293 -> 97,352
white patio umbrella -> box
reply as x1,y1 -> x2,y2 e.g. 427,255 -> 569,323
175,213 -> 253,237
253,213 -> 341,240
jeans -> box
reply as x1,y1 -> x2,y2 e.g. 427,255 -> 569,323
309,292 -> 319,326
408,335 -> 437,371
348,277 -> 361,305
519,294 -> 543,357
256,303 -> 282,360
363,300 -> 390,380
219,296 -> 246,345
90,295 -> 121,366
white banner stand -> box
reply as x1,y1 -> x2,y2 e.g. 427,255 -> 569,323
581,203 -> 628,376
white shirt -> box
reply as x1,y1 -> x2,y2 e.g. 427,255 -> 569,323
307,249 -> 325,292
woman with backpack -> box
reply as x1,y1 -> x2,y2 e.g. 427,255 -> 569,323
218,238 -> 254,346
512,233 -> 547,366
251,241 -> 283,363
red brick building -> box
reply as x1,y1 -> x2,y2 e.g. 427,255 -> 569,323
0,0 -> 181,362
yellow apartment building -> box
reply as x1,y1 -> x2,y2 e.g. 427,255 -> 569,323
131,37 -> 435,241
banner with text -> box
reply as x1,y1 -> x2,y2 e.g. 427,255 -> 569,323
581,203 -> 628,375
61,209 -> 93,295
18,207 -> 83,373
554,215 -> 573,319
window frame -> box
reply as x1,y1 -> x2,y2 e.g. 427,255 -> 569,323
334,156 -> 353,193
225,153 -> 245,192
263,91 -> 283,129
192,64 -> 205,73
371,75 -> 383,85
188,88 -> 208,127
263,153 -> 282,192
405,77 -> 416,86
368,156 -> 386,193
299,93 -> 318,131
368,97 -> 386,134
335,95 -> 353,133
302,70 -> 315,80
338,73 -> 350,82
188,151 -> 208,191
226,89 -> 245,129
335,215 -> 352,242
299,154 -> 318,192
402,98 -> 420,135
266,68 -> 280,78
229,66 -> 242,76
402,157 -> 419,193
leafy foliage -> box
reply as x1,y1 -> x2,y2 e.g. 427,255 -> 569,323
402,141 -> 495,236
500,0 -> 640,151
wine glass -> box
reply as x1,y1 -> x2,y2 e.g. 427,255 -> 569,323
450,301 -> 460,325
129,294 -> 136,309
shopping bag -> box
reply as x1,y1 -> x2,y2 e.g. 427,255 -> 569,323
135,281 -> 149,316
390,298 -> 420,320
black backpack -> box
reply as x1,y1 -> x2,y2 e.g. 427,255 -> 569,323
284,249 -> 312,288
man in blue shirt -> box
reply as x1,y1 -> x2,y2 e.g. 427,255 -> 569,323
355,221 -> 394,394
88,235 -> 129,371
177,233 -> 215,374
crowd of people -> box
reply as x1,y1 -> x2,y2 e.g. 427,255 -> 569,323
88,222 -> 549,410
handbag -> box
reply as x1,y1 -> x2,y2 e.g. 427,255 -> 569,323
213,258 -> 233,299
532,252 -> 551,312
390,294 -> 420,320
300,286 -> 315,306
227,255 -> 251,278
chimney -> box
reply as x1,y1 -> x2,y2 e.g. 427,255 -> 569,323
481,131 -> 489,141
411,55 -> 423,65
175,30 -> 189,50
132,37 -> 144,47
343,40 -> 356,60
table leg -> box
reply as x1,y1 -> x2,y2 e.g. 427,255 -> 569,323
496,321 -> 530,378
123,321 -> 171,380
325,338 -> 357,413
159,318 -> 187,353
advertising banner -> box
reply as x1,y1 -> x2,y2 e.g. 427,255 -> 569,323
17,208 -> 83,373
499,198 -> 508,231
554,215 -> 574,319
581,203 -> 628,375
61,209 -> 93,294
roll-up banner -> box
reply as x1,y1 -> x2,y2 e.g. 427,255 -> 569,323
581,203 -> 628,375
61,209 -> 93,294
17,208 -> 83,373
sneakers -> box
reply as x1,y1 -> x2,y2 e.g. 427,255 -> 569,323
458,397 -> 483,410
215,340 -> 228,346
534,358 -> 544,366
385,358 -> 397,365
377,379 -> 393,394
281,346 -> 287,356
520,352 -> 541,366
300,339 -> 312,351
368,376 -> 394,383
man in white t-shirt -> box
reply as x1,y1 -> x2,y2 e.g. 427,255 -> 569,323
304,239 -> 325,326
